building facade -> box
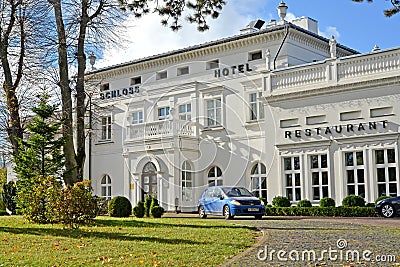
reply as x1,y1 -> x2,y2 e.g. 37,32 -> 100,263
85,5 -> 400,211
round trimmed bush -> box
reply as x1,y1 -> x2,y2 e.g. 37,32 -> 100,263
108,196 -> 132,217
297,199 -> 312,207
151,206 -> 165,218
375,195 -> 391,204
133,201 -> 145,218
319,197 -> 335,207
342,195 -> 365,207
272,196 -> 291,207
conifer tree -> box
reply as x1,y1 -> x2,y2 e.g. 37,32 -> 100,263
14,94 -> 65,222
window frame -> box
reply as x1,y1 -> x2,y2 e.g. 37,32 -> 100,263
182,161 -> 193,202
344,151 -> 366,197
283,156 -> 302,202
206,59 -> 219,70
132,110 -> 144,125
100,115 -> 112,141
309,154 -> 329,201
158,106 -> 170,121
101,174 -> 112,201
177,66 -> 189,76
248,92 -> 264,121
208,166 -> 223,186
205,97 -> 222,127
130,76 -> 142,85
156,71 -> 168,80
179,103 -> 192,121
375,148 -> 398,197
248,50 -> 262,61
250,162 -> 267,199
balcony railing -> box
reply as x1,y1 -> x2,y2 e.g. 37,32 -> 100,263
265,47 -> 400,93
127,120 -> 195,140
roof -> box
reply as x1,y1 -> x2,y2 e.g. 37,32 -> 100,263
88,22 -> 359,75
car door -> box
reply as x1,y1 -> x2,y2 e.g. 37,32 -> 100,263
208,187 -> 224,214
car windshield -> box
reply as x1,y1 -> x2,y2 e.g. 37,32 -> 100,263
222,187 -> 254,197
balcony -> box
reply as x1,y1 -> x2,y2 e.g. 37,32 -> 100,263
127,120 -> 196,141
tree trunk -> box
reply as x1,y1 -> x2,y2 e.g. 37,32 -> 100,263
75,0 -> 89,182
1,0 -> 24,157
48,0 -> 78,185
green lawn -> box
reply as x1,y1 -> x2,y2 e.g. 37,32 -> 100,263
0,215 -> 257,266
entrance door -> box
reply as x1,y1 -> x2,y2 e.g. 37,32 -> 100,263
141,162 -> 158,200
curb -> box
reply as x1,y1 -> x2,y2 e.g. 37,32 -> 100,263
220,227 -> 266,267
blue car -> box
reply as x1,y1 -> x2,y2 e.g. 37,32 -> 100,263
198,186 -> 266,219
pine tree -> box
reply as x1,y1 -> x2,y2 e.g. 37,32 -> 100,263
14,94 -> 65,222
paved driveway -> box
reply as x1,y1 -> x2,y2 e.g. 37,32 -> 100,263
222,216 -> 400,267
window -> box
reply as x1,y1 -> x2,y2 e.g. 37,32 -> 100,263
133,111 -> 143,125
284,156 -> 301,202
179,103 -> 191,121
370,106 -> 393,118
280,118 -> 299,128
156,71 -> 167,80
375,148 -> 398,197
182,161 -> 193,202
249,51 -> 262,61
306,115 -> 326,125
345,151 -> 365,197
130,76 -> 142,85
251,163 -> 267,198
208,166 -> 222,186
101,116 -> 112,141
310,154 -> 329,200
206,59 -> 219,70
158,107 -> 170,120
100,83 -> 110,91
340,110 -> 362,121
177,66 -> 189,76
249,92 -> 264,121
206,98 -> 221,127
142,162 -> 158,199
101,175 -> 112,200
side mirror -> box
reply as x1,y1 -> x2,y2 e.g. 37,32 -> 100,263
217,194 -> 224,200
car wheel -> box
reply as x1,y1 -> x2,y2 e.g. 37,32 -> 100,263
199,206 -> 207,219
223,205 -> 233,220
380,203 -> 395,218
254,215 -> 263,220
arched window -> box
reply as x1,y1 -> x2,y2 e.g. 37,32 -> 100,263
182,161 -> 193,201
251,163 -> 267,198
208,166 -> 223,186
101,174 -> 112,200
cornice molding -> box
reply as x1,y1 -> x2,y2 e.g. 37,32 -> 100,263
265,75 -> 400,103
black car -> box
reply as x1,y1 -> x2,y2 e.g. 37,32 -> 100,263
375,196 -> 400,218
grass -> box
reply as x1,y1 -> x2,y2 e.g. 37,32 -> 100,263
0,215 -> 258,267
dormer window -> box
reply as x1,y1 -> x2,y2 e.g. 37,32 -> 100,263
100,83 -> 110,91
130,76 -> 142,85
249,51 -> 262,61
206,59 -> 219,70
177,66 -> 189,76
156,71 -> 167,80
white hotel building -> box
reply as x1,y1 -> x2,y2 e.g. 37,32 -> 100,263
86,3 -> 400,211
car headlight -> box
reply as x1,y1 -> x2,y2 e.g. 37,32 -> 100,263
230,200 -> 241,206
260,200 -> 265,206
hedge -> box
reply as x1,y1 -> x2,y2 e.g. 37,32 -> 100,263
265,206 -> 377,217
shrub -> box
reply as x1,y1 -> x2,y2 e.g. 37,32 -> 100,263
151,206 -> 165,218
108,196 -> 132,217
150,196 -> 159,212
17,176 -> 58,223
93,196 -> 109,216
264,206 -> 377,217
133,201 -> 145,218
47,180 -> 97,228
319,197 -> 335,207
342,195 -> 365,207
272,196 -> 291,207
375,195 -> 391,204
0,200 -> 6,211
144,195 -> 152,217
297,200 -> 312,207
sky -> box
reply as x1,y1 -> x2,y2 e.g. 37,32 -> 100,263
96,0 -> 400,69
